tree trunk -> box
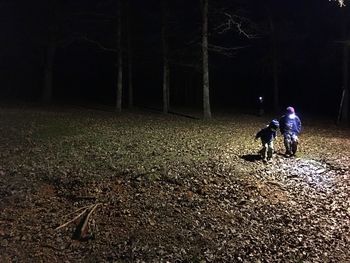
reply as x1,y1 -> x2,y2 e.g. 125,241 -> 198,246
162,0 -> 170,114
127,0 -> 133,109
268,10 -> 279,113
202,0 -> 211,119
272,57 -> 279,112
42,42 -> 56,104
116,0 -> 123,113
340,9 -> 349,124
341,43 -> 349,123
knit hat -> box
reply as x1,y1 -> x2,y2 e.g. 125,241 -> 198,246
286,106 -> 295,114
269,119 -> 279,129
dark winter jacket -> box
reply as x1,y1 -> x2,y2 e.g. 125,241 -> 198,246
255,127 -> 277,144
279,114 -> 301,135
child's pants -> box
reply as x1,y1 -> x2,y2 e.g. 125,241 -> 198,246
283,132 -> 298,155
261,141 -> 274,160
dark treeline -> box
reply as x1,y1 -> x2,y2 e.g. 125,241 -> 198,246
0,0 -> 349,121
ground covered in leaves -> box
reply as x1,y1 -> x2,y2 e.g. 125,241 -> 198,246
0,106 -> 349,262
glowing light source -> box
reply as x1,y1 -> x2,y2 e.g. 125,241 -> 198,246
288,113 -> 296,119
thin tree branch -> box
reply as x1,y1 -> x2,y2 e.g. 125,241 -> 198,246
79,203 -> 100,238
55,205 -> 94,231
58,36 -> 117,52
337,0 -> 346,7
215,12 -> 259,39
208,44 -> 249,52
79,36 -> 117,52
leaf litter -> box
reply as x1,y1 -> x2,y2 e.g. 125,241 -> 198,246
0,108 -> 349,262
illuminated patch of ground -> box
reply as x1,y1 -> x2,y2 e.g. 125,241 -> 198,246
271,157 -> 338,191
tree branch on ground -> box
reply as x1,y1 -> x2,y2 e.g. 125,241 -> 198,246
55,205 -> 94,231
77,203 -> 100,239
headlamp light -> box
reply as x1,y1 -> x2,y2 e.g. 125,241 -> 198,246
288,113 -> 296,119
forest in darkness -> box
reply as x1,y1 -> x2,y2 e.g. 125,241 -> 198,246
0,0 -> 349,120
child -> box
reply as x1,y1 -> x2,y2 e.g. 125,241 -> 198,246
255,119 -> 280,162
279,106 -> 302,157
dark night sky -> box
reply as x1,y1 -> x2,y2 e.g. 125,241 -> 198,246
0,0 -> 348,116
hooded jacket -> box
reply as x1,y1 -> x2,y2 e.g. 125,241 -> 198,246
279,113 -> 301,135
255,126 -> 277,144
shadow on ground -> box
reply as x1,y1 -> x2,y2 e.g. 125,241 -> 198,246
240,154 -> 261,162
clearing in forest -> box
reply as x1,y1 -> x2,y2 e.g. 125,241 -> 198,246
0,107 -> 349,262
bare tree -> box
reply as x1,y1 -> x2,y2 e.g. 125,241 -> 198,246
341,42 -> 349,123
203,2 -> 258,118
335,5 -> 349,124
116,0 -> 123,113
41,0 -> 59,104
267,7 -> 280,113
162,0 -> 170,114
42,35 -> 57,104
336,0 -> 346,7
126,0 -> 133,109
202,0 -> 211,119
340,8 -> 349,124
40,0 -> 120,105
